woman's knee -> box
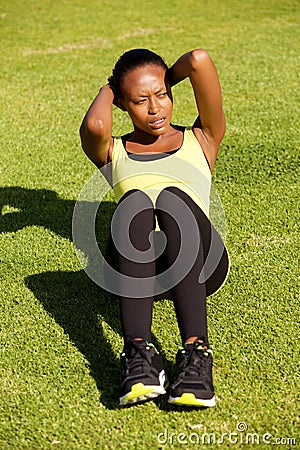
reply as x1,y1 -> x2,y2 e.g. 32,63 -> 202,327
156,187 -> 198,215
156,186 -> 186,208
118,189 -> 154,209
113,189 -> 155,237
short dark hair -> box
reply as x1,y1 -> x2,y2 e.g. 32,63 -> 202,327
108,48 -> 168,101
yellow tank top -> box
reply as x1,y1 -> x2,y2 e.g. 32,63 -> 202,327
112,127 -> 211,217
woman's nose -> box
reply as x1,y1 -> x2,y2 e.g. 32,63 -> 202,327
148,98 -> 159,114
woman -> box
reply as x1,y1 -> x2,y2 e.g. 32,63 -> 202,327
80,48 -> 229,407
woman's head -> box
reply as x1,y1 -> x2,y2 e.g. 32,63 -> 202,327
109,49 -> 173,136
108,48 -> 168,102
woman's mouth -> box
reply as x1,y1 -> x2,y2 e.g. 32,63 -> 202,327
149,117 -> 166,129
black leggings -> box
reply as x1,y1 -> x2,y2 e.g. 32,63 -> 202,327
109,187 -> 229,345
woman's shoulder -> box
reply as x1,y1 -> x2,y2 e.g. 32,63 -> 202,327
113,131 -> 133,142
172,124 -> 187,132
172,124 -> 195,137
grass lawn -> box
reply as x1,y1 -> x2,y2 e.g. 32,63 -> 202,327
0,0 -> 299,448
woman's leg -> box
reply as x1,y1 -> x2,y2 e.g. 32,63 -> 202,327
112,189 -> 156,342
156,187 -> 208,344
112,190 -> 167,406
156,187 -> 229,407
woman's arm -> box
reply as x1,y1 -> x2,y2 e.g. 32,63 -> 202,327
168,49 -> 225,170
79,84 -> 114,168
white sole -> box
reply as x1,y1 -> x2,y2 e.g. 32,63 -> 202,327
119,370 -> 167,406
168,393 -> 216,407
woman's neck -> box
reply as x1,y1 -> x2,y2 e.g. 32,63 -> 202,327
123,125 -> 184,154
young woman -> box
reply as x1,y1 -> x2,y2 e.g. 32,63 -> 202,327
80,48 -> 229,407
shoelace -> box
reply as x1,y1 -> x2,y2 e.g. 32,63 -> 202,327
178,343 -> 212,378
122,341 -> 155,373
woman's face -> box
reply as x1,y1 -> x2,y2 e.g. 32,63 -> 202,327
118,64 -> 173,136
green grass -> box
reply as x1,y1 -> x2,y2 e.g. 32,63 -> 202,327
1,0 -> 299,448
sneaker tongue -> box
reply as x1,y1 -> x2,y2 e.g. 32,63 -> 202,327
184,342 -> 195,348
184,342 -> 204,351
129,340 -> 151,359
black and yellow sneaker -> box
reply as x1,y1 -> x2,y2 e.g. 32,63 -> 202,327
119,337 -> 168,406
168,341 -> 215,407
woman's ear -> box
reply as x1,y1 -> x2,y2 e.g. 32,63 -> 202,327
165,72 -> 173,102
167,84 -> 173,103
117,98 -> 126,111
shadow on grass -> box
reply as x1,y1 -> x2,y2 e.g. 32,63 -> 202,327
0,186 -> 75,240
1,186 -> 175,410
26,269 -> 123,409
0,186 -> 121,408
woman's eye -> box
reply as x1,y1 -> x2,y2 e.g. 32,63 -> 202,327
158,92 -> 168,98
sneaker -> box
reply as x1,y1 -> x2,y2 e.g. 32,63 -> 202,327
168,341 -> 215,407
119,337 -> 168,406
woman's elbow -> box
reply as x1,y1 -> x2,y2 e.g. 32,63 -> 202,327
80,117 -> 107,139
189,48 -> 210,69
